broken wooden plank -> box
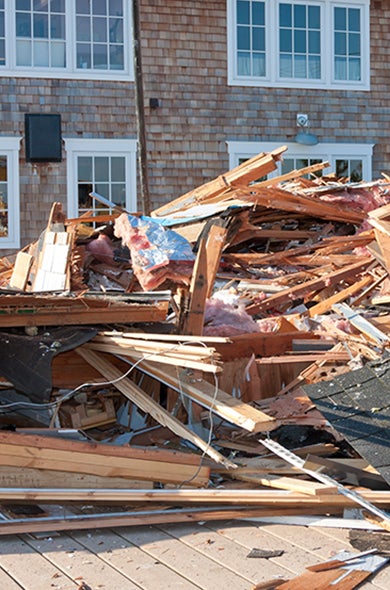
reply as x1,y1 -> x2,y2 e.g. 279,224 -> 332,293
332,302 -> 390,346
0,430 -> 211,487
9,252 -> 34,291
130,359 -> 277,433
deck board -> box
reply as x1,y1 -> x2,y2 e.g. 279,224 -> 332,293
0,521 -> 388,589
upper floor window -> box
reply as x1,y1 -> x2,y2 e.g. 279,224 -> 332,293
228,0 -> 370,90
0,137 -> 21,250
1,0 -> 132,80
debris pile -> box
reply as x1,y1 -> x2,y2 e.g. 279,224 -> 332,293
0,144 -> 390,567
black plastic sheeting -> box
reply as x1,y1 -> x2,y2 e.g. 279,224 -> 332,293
0,327 -> 97,403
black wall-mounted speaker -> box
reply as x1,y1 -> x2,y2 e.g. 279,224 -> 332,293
25,114 -> 62,162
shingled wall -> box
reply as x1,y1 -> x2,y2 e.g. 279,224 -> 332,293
1,0 -> 390,253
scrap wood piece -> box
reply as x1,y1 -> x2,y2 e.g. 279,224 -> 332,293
9,251 -> 34,291
85,337 -> 222,374
0,505 -> 338,537
0,293 -> 169,328
254,160 -> 330,189
259,438 -> 390,528
276,550 -> 388,590
130,359 -> 277,433
246,259 -> 374,315
373,227 -> 390,274
0,487 -> 388,506
76,347 -> 236,469
223,233 -> 375,268
237,185 -> 366,225
0,430 -> 211,487
306,274 -> 374,317
332,302 -> 390,346
227,472 -> 338,496
151,146 -> 287,218
181,236 -> 208,335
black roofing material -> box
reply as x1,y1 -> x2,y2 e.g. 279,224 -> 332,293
304,355 -> 390,486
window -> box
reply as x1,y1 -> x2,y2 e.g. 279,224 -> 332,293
0,138 -> 21,250
228,0 -> 370,89
227,141 -> 374,182
64,138 -> 137,218
1,0 -> 132,80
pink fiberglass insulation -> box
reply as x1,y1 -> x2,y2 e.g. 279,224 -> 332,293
114,213 -> 195,290
203,297 -> 260,337
85,233 -> 116,265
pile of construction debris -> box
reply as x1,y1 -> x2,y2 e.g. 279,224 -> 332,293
0,145 -> 390,572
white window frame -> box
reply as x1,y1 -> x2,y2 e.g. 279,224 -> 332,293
64,138 -> 137,218
0,137 -> 21,250
227,140 -> 374,181
1,1 -> 133,81
227,0 -> 370,90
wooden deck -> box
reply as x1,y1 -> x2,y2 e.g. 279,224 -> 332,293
0,520 -> 389,589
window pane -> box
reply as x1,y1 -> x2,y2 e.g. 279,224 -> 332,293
349,32 -> 360,56
252,1 -> 264,25
95,156 -> 109,181
93,16 -> 107,42
280,53 -> 292,77
78,156 -> 92,181
237,0 -> 250,25
33,13 -> 49,38
237,51 -> 250,75
294,4 -> 306,28
349,8 -> 360,32
34,39 -> 49,65
112,183 -> 125,206
109,44 -> 123,68
109,17 -> 123,43
308,6 -> 320,29
334,56 -> 346,80
294,54 -> 306,77
16,13 -> 32,37
349,58 -> 361,81
77,16 -> 90,41
308,54 -> 320,78
308,30 -> 320,54
334,7 -> 346,30
334,32 -> 346,55
109,0 -> 123,17
111,156 -> 125,181
252,52 -> 265,76
16,39 -> 32,65
280,3 -> 292,27
51,40 -> 65,66
33,0 -> 48,12
93,43 -> 108,68
238,26 -> 250,50
252,27 -> 265,51
350,159 -> 362,182
16,0 -> 31,10
93,0 -> 107,16
76,0 -> 90,15
51,14 -> 65,39
280,29 -> 292,52
294,29 -> 306,53
336,159 -> 348,177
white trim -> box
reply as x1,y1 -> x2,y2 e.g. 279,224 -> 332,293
227,0 -> 370,90
1,1 -> 133,81
227,140 -> 374,180
0,137 -> 21,250
64,138 -> 138,217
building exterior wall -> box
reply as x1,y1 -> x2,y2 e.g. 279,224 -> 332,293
0,0 -> 390,255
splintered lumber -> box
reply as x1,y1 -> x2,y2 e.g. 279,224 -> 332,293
237,185 -> 365,224
306,274 -> 373,317
152,146 -> 287,217
0,293 -> 169,327
86,334 -> 221,374
246,259 -> 374,315
332,302 -> 390,346
0,487 -> 388,507
0,431 -> 210,487
181,236 -> 208,335
77,347 -> 236,469
128,359 -> 277,433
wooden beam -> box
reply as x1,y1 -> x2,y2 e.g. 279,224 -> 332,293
0,430 -> 210,487
131,360 -> 277,433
